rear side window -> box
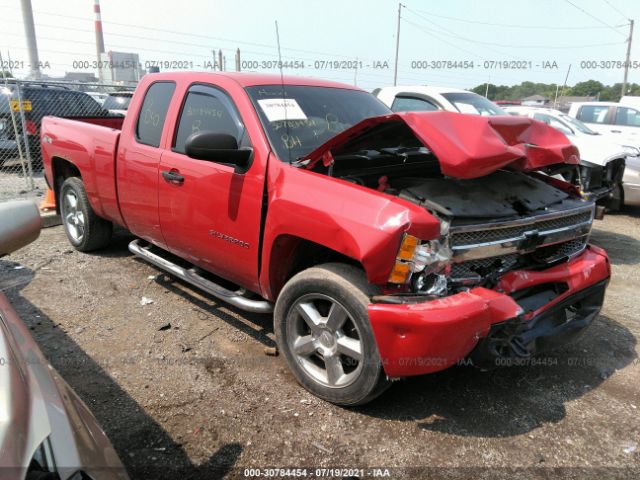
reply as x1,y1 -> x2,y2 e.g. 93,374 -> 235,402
615,107 -> 640,127
391,96 -> 439,112
173,84 -> 247,154
576,105 -> 610,124
136,82 -> 176,147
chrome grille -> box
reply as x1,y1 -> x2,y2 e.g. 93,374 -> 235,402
451,254 -> 519,279
451,210 -> 593,247
531,237 -> 588,263
451,238 -> 587,280
448,205 -> 594,282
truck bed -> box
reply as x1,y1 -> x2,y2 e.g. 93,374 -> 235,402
41,115 -> 125,225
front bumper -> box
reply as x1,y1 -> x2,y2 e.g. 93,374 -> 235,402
368,245 -> 610,377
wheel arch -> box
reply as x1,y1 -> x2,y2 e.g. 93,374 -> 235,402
265,234 -> 366,301
51,156 -> 81,214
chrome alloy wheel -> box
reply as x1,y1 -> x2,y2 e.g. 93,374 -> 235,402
286,293 -> 364,388
62,190 -> 85,242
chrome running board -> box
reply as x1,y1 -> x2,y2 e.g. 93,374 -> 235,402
128,239 -> 273,314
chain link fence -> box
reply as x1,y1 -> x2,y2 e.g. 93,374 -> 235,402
0,78 -> 135,202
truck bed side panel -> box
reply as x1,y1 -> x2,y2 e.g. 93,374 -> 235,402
41,116 -> 124,226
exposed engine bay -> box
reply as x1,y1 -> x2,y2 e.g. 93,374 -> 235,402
313,147 -> 594,294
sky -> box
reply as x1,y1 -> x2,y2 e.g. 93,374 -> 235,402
1,0 -> 639,91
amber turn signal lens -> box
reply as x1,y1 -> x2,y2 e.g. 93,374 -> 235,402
388,260 -> 411,284
397,234 -> 419,261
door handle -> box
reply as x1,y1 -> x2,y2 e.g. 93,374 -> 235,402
162,170 -> 184,185
611,130 -> 622,133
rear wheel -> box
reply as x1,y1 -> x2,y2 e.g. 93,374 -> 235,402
274,263 -> 390,406
60,177 -> 112,251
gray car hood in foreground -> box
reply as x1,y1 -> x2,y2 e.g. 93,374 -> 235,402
0,291 -> 128,479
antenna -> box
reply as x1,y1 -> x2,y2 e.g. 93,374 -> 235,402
275,20 -> 292,164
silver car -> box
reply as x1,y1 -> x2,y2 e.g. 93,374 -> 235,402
0,201 -> 129,480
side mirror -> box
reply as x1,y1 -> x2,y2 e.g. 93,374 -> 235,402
185,131 -> 252,172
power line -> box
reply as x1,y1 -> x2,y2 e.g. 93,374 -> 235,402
0,3 -> 381,63
602,0 -> 631,21
408,6 -> 627,30
563,0 -> 628,37
404,8 -> 625,49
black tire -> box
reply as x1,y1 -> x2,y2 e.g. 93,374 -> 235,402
274,263 -> 391,406
60,176 -> 112,252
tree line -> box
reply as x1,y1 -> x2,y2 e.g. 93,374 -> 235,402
469,80 -> 640,102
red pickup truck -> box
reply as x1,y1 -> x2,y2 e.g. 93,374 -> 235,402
41,72 -> 610,406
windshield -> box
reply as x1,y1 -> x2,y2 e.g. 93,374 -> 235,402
559,113 -> 599,135
246,85 -> 390,161
103,94 -> 132,111
441,92 -> 506,116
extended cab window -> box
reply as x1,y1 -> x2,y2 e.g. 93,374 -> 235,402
173,84 -> 248,153
615,107 -> 640,127
576,105 -> 610,124
136,82 -> 176,147
391,96 -> 439,112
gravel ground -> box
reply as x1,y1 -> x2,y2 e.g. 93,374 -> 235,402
2,209 -> 639,480
0,169 -> 47,202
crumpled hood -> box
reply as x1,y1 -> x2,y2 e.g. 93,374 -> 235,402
302,111 -> 580,179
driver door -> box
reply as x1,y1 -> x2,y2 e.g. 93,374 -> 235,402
158,84 -> 265,290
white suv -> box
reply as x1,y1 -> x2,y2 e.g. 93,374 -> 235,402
568,101 -> 640,139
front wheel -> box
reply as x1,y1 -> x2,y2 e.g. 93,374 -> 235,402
274,263 -> 390,406
60,177 -> 112,251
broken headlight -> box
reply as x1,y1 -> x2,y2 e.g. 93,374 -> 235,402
389,223 -> 452,295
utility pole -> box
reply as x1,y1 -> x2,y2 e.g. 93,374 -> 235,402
19,0 -> 40,79
393,3 -> 403,86
622,19 -> 634,97
218,49 -> 224,71
484,76 -> 490,98
235,48 -> 241,71
559,64 -> 572,102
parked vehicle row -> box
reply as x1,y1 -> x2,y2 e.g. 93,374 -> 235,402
0,84 -> 132,170
40,72 -> 610,406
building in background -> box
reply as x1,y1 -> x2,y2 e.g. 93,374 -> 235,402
99,51 -> 144,85
63,71 -> 99,83
553,95 -> 597,113
521,95 -> 549,106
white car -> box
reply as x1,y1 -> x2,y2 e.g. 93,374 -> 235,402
568,101 -> 640,139
376,86 -> 633,209
504,106 -> 639,208
375,85 -> 506,116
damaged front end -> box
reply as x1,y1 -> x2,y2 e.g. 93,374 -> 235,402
545,157 -> 626,211
299,111 -> 611,376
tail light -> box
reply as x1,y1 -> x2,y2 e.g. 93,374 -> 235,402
25,120 -> 38,136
